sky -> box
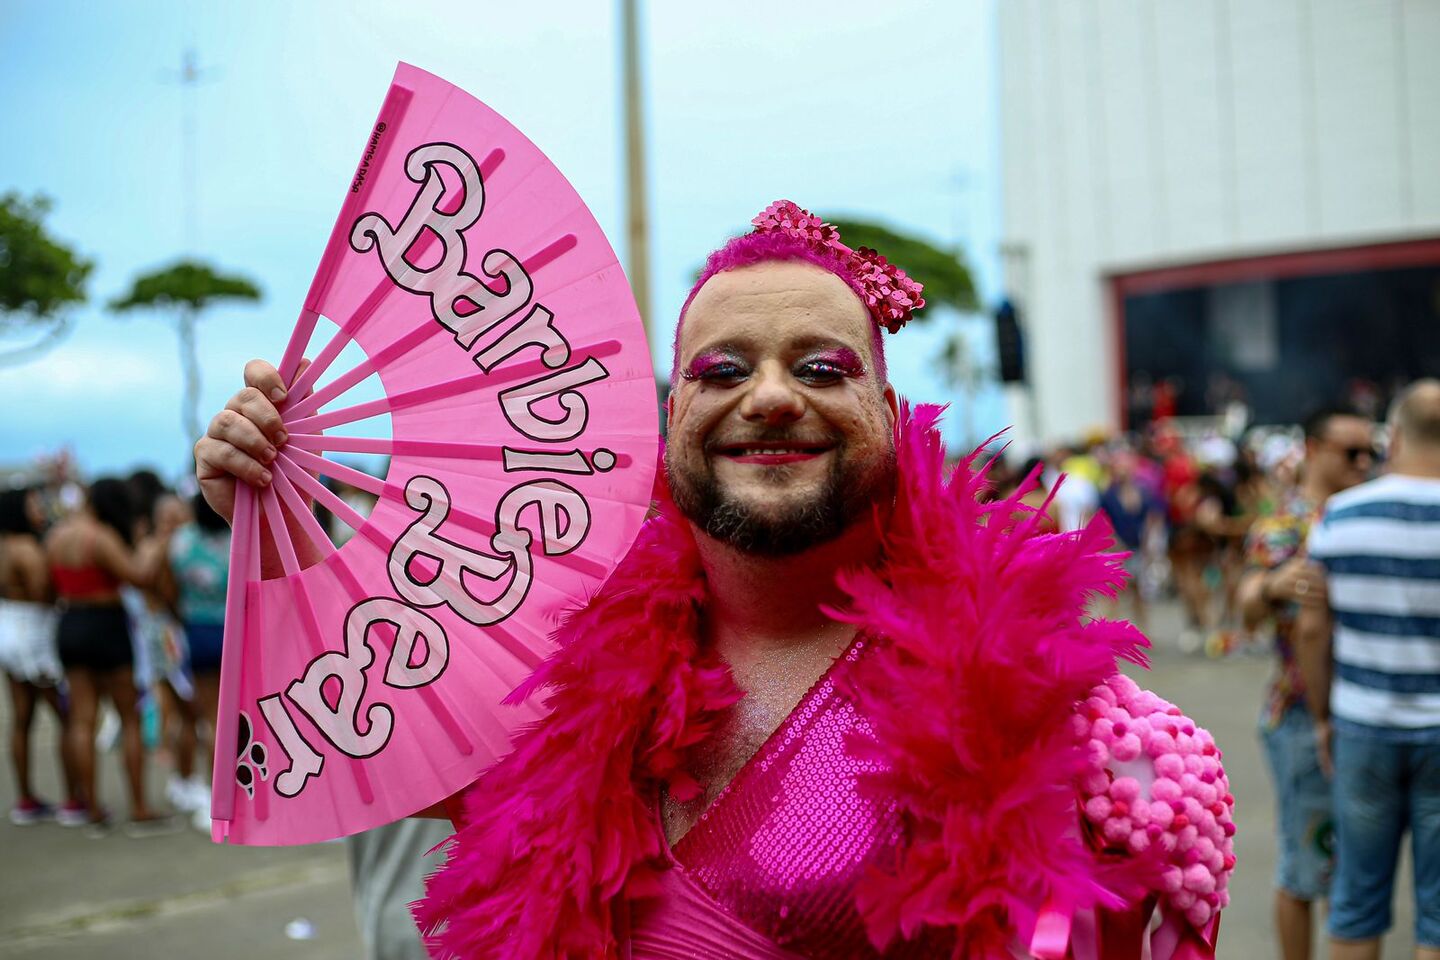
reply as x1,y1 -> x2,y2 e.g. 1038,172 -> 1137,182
0,0 -> 1005,482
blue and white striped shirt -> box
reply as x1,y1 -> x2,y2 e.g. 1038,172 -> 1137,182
1308,473 -> 1440,742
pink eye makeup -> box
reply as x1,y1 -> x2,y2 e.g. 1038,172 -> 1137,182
794,347 -> 865,383
681,351 -> 749,383
679,345 -> 866,387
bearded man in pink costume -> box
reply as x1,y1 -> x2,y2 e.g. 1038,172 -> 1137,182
200,202 -> 1233,959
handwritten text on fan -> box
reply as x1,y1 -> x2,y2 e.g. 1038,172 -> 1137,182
252,140 -> 614,800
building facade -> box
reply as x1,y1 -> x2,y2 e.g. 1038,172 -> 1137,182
997,0 -> 1440,442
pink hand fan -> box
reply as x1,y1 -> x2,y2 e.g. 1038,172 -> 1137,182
211,62 -> 658,845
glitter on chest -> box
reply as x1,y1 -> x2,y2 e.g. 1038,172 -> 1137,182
670,640 -> 933,960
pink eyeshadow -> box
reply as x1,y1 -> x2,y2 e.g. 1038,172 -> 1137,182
681,351 -> 742,381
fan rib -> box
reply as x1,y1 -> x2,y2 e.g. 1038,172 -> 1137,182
277,308 -> 323,392
276,455 -> 388,552
325,553 -> 478,761
268,463 -> 338,561
281,229 -> 581,423
477,336 -> 624,388
283,373 -> 486,434
286,217 -> 560,406
523,232 -> 577,273
211,484 -> 259,828
290,229 -> 440,398
284,309 -> 372,410
260,483 -> 381,810
287,434 -> 504,461
283,447 -> 386,499
279,81 -> 415,386
479,147 -> 505,180
282,332 -> 627,436
259,483 -> 305,578
282,323 -> 430,422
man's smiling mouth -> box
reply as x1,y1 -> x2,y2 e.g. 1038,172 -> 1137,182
711,440 -> 836,464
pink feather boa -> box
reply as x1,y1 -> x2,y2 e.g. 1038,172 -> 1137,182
415,403 -> 1230,959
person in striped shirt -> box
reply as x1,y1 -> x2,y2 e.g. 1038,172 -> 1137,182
1240,405 -> 1375,960
1298,379 -> 1440,960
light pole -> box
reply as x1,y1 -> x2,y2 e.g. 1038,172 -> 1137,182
620,0 -> 653,341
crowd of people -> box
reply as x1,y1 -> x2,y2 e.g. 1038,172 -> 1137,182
0,467 -> 231,835
984,383 -> 1439,960
986,414 -> 1327,650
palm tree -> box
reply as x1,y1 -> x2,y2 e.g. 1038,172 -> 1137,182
111,260 -> 262,442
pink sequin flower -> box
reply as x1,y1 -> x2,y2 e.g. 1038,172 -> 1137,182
749,200 -> 926,333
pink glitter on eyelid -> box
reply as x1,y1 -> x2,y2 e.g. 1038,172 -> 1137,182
682,351 -> 745,381
808,347 -> 866,376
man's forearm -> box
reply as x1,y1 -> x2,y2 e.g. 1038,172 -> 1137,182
1294,604 -> 1333,722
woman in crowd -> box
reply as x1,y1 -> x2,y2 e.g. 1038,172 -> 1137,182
167,489 -> 231,825
0,487 -> 81,825
129,475 -> 206,818
45,477 -> 166,832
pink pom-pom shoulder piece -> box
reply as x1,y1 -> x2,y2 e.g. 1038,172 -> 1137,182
1075,674 -> 1236,942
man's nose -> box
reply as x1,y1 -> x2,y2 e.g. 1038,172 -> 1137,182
739,366 -> 805,424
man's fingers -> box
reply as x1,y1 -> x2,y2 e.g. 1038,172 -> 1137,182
209,406 -> 280,465
244,358 -> 288,405
196,436 -> 272,488
225,386 -> 288,447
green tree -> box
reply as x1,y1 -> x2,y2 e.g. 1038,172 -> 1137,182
0,193 -> 93,365
111,260 -> 262,443
826,217 -> 978,315
827,217 -> 986,444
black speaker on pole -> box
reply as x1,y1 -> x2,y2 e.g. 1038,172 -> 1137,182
994,298 -> 1026,383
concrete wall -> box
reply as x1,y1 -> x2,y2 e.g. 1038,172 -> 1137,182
997,0 -> 1440,443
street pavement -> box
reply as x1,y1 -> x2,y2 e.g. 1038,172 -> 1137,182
0,600 -> 1420,959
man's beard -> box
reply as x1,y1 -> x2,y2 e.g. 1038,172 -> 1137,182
666,434 -> 896,557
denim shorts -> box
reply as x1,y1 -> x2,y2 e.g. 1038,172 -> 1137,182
1328,724 -> 1440,946
1259,704 -> 1334,900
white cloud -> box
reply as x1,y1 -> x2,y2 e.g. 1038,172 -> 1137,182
14,340 -> 174,399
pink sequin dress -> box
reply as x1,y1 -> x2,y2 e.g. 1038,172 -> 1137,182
627,639 -> 950,959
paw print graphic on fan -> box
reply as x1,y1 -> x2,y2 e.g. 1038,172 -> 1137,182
235,711 -> 269,799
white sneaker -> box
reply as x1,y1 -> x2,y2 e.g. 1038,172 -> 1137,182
185,779 -> 211,814
191,806 -> 212,834
166,775 -> 197,812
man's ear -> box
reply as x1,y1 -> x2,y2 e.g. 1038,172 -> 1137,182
882,382 -> 899,429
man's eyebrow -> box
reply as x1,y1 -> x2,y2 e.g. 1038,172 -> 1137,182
682,333 -> 862,362
788,334 -> 858,353
684,339 -> 751,359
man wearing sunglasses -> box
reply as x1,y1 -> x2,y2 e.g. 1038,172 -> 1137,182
1240,406 -> 1376,960
1297,380 -> 1440,960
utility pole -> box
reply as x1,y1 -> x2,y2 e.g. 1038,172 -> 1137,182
180,46 -> 201,254
164,43 -> 210,442
620,0 -> 653,340
179,46 -> 204,441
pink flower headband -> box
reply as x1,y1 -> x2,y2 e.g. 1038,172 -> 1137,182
750,200 -> 926,333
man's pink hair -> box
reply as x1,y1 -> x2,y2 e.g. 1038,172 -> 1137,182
669,231 -> 888,387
